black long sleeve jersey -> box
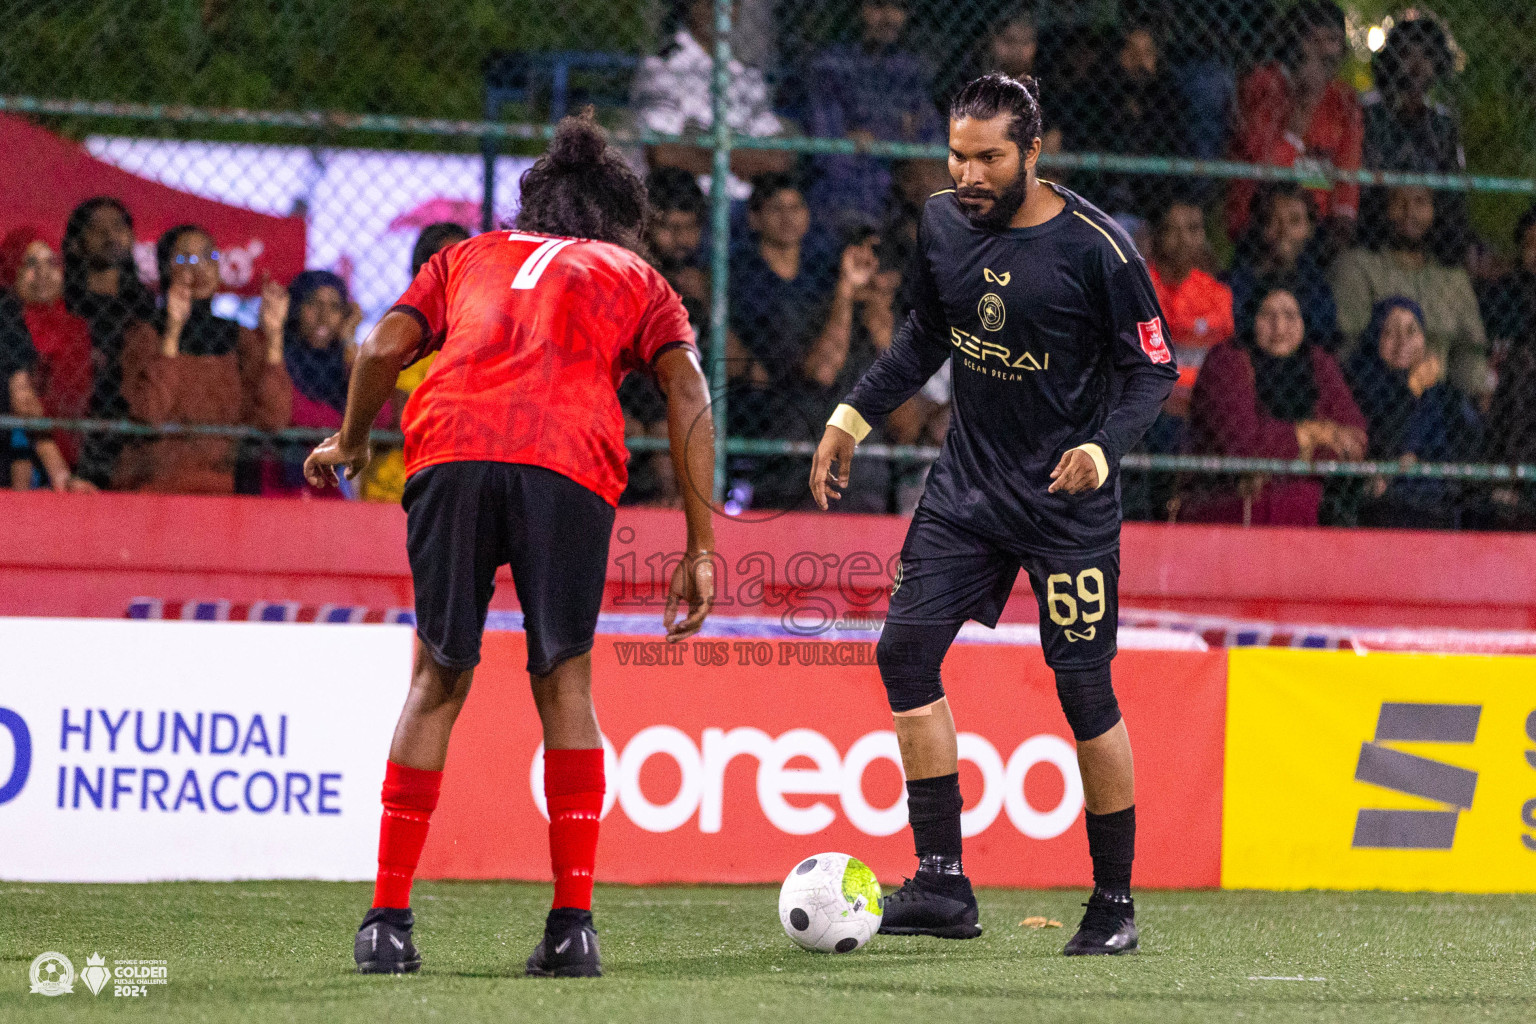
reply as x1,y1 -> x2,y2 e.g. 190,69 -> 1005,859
841,184 -> 1179,554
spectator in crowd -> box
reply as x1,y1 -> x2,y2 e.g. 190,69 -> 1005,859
804,0 -> 945,221
1041,24 -> 1114,158
1362,16 -> 1463,177
643,167 -> 709,318
360,221 -> 471,504
619,168 -> 709,506
1483,335 -> 1536,531
115,225 -> 291,493
729,173 -> 835,398
1159,0 -> 1273,163
1183,286 -> 1367,526
1330,185 -> 1490,399
631,0 -> 791,197
1224,183 -> 1341,351
1059,11 -> 1186,219
283,270 -> 360,425
1,227 -> 94,474
1481,203 -> 1536,353
1,289 -> 93,492
1361,16 -> 1470,262
944,8 -> 1040,112
1227,1 -> 1361,247
1345,296 -> 1482,529
266,270 -> 364,497
800,227 -> 908,512
1148,198 -> 1234,386
880,157 -> 952,255
62,197 -> 156,485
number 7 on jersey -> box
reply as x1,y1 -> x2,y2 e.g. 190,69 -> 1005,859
506,233 -> 577,290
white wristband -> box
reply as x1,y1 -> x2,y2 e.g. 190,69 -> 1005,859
826,403 -> 873,444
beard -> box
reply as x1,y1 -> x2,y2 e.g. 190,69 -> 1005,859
956,173 -> 1030,231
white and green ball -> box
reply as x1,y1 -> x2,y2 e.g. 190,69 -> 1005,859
777,852 -> 883,953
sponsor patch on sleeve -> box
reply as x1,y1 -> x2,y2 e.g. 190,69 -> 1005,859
1137,318 -> 1172,364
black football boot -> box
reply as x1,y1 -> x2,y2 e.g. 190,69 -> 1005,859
354,907 -> 422,974
877,872 -> 982,939
526,908 -> 602,978
1062,892 -> 1139,956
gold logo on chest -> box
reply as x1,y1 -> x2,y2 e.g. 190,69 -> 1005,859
978,293 -> 1006,331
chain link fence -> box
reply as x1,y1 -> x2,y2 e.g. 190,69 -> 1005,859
1,1 -> 1534,528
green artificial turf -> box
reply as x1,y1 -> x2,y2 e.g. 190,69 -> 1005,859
2,882 -> 1533,1023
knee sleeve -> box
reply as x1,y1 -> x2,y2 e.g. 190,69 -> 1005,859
1054,663 -> 1121,741
875,621 -> 961,713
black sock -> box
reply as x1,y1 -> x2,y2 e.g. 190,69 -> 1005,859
1085,806 -> 1135,900
906,773 -> 964,877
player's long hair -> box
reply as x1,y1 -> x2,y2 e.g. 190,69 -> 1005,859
515,111 -> 648,252
949,73 -> 1043,153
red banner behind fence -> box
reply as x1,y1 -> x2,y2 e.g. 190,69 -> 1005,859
419,634 -> 1228,889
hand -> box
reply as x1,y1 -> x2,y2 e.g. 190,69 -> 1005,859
258,274 -> 290,341
1047,447 -> 1100,494
340,301 -> 364,345
810,424 -> 856,510
64,475 -> 98,494
847,129 -> 877,150
303,432 -> 371,488
1329,424 -> 1368,461
165,274 -> 192,335
838,241 -> 878,294
1295,420 -> 1323,459
1407,352 -> 1443,398
664,549 -> 715,643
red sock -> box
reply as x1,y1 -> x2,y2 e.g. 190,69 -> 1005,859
545,748 -> 604,911
372,761 -> 443,909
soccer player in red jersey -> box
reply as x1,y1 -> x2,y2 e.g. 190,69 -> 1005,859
304,114 -> 718,979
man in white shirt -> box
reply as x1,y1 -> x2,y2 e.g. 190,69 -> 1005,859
631,0 -> 791,197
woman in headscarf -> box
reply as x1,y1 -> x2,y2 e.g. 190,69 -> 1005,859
115,224 -> 292,493
283,270 -> 359,422
262,269 -> 376,495
1345,296 -> 1481,528
1182,286 -> 1367,525
0,227 -> 96,485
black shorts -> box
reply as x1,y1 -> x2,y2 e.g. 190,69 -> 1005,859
404,461 -> 615,675
886,509 -> 1119,670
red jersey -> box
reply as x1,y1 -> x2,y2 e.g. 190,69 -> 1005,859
1227,62 -> 1363,237
393,231 -> 695,505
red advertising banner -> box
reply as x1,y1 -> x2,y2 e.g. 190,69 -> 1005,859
0,114 -> 305,296
419,634 -> 1227,888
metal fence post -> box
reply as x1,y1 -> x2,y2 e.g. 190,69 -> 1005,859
707,0 -> 734,505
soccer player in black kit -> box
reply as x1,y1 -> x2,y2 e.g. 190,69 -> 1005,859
810,74 -> 1177,955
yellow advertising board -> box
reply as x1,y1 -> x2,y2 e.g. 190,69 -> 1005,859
1223,648 -> 1536,891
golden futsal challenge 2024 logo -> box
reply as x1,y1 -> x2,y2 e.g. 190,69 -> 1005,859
28,950 -> 168,998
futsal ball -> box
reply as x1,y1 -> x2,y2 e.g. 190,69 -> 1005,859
778,852 -> 883,953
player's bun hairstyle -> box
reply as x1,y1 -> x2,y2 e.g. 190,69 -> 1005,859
949,73 -> 1043,154
515,110 -> 648,250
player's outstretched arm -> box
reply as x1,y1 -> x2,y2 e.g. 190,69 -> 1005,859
655,345 -> 717,642
303,310 -> 423,488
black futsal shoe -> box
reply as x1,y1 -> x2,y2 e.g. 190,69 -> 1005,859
877,872 -> 982,939
354,907 -> 422,974
1063,893 -> 1139,956
526,908 -> 602,978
